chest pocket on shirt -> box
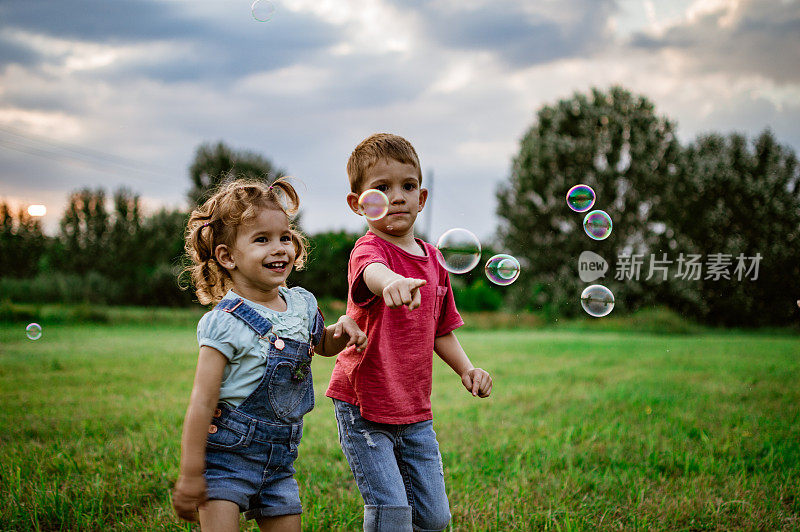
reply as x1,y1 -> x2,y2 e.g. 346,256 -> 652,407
434,285 -> 448,320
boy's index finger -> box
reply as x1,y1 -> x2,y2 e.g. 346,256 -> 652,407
409,278 -> 427,289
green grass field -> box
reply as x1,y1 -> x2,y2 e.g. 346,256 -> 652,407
1,316 -> 798,531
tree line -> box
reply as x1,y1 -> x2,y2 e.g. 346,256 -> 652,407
0,142 -> 363,307
1,87 -> 798,325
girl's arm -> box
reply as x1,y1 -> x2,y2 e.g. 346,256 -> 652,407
315,315 -> 367,356
434,332 -> 492,398
172,346 -> 227,522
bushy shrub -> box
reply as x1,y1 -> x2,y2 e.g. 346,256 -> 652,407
453,279 -> 504,312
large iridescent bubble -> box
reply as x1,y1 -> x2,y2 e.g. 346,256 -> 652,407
580,285 -> 615,317
583,210 -> 612,240
485,254 -> 521,286
436,228 -> 481,274
566,184 -> 596,213
358,189 -> 389,221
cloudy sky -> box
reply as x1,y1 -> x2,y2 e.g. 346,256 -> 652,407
1,0 -> 798,240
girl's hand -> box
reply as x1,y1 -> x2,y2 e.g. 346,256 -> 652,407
461,368 -> 492,398
172,474 -> 208,522
333,315 -> 368,351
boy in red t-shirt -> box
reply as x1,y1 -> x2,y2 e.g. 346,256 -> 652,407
326,133 -> 493,531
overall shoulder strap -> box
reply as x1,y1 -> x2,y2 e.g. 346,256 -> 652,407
214,298 -> 273,338
294,289 -> 325,346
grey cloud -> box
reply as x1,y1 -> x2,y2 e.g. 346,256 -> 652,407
0,0 -> 342,83
0,0 -> 199,42
629,0 -> 800,83
302,55 -> 435,109
404,0 -> 618,67
0,37 -> 39,67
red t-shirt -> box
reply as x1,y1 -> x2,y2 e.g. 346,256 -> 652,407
325,232 -> 464,424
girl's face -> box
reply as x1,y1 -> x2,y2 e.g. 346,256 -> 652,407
225,206 -> 296,294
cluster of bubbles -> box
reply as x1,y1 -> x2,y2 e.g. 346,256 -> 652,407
26,322 -> 42,340
566,185 -> 612,241
567,184 -> 615,317
436,229 -> 521,286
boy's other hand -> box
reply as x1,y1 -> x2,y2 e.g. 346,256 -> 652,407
172,474 -> 207,522
333,315 -> 368,351
461,368 -> 492,398
383,277 -> 427,310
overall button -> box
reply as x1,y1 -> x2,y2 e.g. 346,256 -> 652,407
208,425 -> 218,434
274,338 -> 285,350
213,409 -> 222,418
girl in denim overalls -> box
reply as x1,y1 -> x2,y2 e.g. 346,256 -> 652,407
172,178 -> 367,532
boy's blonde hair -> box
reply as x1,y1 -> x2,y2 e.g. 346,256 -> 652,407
183,177 -> 308,305
347,133 -> 422,193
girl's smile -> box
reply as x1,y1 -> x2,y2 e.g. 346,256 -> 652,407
264,260 -> 289,273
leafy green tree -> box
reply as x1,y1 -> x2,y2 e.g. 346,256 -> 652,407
496,86 -> 680,318
135,208 -> 192,306
0,202 -> 46,278
657,130 -> 800,326
291,231 -> 361,301
105,188 -> 142,278
188,141 -> 286,206
58,188 -> 110,275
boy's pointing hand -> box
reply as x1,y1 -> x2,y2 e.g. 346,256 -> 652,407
383,277 -> 427,310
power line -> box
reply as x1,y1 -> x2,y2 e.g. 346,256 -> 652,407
0,124 -> 175,173
0,125 -> 183,188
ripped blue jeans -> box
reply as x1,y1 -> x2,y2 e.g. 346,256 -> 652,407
332,399 -> 451,532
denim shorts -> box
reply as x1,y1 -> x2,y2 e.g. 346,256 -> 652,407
205,403 -> 304,519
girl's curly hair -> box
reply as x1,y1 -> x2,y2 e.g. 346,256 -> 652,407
183,177 -> 309,305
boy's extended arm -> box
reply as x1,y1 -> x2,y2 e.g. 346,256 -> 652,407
172,346 -> 227,522
434,332 -> 492,398
362,262 -> 426,310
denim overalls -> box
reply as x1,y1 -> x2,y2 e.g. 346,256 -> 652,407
203,296 -> 324,520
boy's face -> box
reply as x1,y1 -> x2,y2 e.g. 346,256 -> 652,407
347,158 -> 427,238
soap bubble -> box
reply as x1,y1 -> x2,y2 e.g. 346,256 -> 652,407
583,210 -> 612,240
436,228 -> 481,274
358,189 -> 389,221
26,323 -> 42,340
485,254 -> 521,286
251,0 -> 275,21
580,285 -> 615,317
566,184 -> 595,212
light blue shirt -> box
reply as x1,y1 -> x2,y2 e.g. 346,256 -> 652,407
197,286 -> 318,407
